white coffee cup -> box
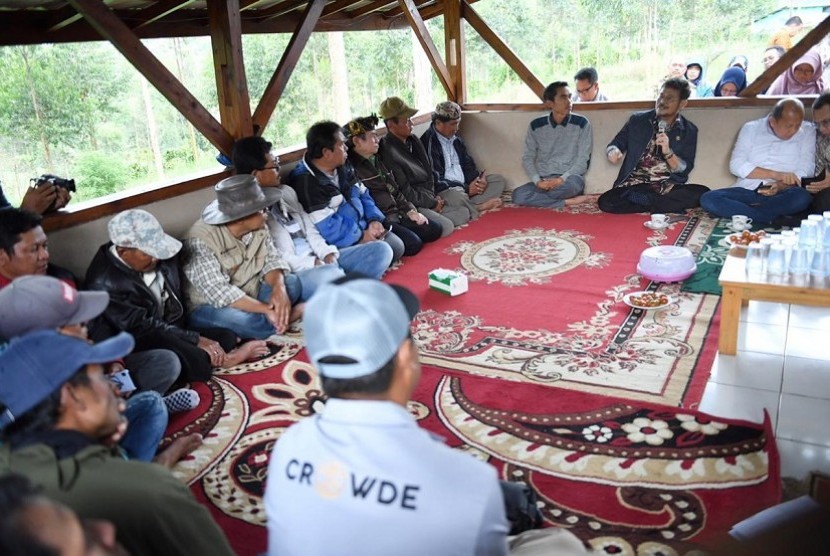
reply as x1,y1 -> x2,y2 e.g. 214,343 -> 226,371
731,215 -> 752,230
650,213 -> 669,226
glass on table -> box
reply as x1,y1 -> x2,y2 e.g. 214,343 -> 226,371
745,242 -> 766,276
767,243 -> 787,275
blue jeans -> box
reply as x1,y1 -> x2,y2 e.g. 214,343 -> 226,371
188,276 -> 303,339
700,186 -> 813,226
120,391 -> 167,462
511,175 -> 585,208
337,241 -> 394,279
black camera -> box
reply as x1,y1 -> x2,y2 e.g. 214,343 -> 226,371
32,174 -> 76,193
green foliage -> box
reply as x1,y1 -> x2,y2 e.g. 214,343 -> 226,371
71,152 -> 131,201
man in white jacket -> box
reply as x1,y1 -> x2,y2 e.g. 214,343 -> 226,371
232,136 -> 393,280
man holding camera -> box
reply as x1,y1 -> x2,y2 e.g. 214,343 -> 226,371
0,175 -> 73,215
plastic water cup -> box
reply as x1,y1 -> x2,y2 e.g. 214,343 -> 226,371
810,247 -> 830,277
800,220 -> 818,248
789,246 -> 811,275
745,242 -> 766,276
767,244 -> 787,275
810,214 -> 826,248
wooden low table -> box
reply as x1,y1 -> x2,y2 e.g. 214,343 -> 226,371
717,249 -> 830,355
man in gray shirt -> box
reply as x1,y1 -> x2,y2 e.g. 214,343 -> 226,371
512,81 -> 593,208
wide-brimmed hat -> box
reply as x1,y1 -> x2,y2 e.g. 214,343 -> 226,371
201,175 -> 282,225
378,97 -> 418,121
108,209 -> 182,260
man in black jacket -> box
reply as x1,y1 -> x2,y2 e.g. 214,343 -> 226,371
86,209 -> 269,382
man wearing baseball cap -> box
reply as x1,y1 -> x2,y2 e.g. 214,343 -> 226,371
378,96 -> 478,236
265,278 -> 510,555
85,209 -> 270,382
421,100 -> 506,213
0,330 -> 233,556
0,275 -> 202,466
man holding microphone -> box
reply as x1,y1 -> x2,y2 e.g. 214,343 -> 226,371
599,77 -> 709,214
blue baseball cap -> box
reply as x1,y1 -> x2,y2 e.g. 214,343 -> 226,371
0,330 -> 134,431
304,278 -> 419,380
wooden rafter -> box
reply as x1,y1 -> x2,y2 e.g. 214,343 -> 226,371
252,0 -> 326,132
461,0 -> 544,100
322,0 -> 365,18
252,0 -> 308,22
398,0 -> 455,99
130,0 -> 198,30
350,0 -> 397,19
209,0 -> 253,144
743,14 -> 830,97
444,0 -> 466,103
67,0 -> 233,153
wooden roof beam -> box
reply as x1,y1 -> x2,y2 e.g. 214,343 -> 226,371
444,0 -> 466,103
209,0 -> 253,145
251,0 -> 308,22
743,14 -> 830,97
322,0 -> 365,18
350,0 -> 397,19
252,0 -> 326,132
67,0 -> 233,153
130,0 -> 199,30
398,0 -> 455,99
461,0 -> 544,100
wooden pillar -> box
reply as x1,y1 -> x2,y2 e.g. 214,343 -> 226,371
208,0 -> 253,144
444,0 -> 466,103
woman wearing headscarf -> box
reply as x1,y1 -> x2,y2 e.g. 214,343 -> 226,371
767,48 -> 825,95
714,67 -> 748,96
685,61 -> 713,97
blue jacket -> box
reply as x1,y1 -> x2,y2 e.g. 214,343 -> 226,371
288,156 -> 385,248
607,109 -> 698,186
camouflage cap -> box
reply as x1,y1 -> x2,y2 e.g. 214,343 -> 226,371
434,101 -> 461,120
378,96 -> 418,121
108,209 -> 182,260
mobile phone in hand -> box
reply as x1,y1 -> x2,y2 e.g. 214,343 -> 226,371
478,170 -> 486,179
110,369 -> 137,394
801,170 -> 826,187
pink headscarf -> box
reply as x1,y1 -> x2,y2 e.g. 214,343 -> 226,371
767,48 -> 825,95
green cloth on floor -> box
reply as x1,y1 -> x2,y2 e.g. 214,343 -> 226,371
681,219 -> 732,295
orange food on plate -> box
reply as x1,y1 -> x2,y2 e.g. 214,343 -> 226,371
728,230 -> 767,246
629,292 -> 670,308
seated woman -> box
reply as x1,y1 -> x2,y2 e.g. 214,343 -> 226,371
767,49 -> 825,96
715,67 -> 748,97
344,115 -> 442,257
685,61 -> 713,98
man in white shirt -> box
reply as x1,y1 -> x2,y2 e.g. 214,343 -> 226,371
265,277 -> 510,555
700,97 -> 814,227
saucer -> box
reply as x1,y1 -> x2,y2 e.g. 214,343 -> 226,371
728,224 -> 752,232
644,221 -> 669,230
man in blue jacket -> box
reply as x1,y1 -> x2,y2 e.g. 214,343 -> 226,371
598,78 -> 709,214
288,121 -> 403,263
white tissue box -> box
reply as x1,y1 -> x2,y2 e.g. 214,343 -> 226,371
428,269 -> 469,296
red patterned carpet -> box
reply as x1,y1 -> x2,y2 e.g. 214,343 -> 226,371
165,206 -> 780,555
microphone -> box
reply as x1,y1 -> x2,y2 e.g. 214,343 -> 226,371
657,120 -> 668,134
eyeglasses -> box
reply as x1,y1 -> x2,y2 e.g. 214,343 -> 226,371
576,83 -> 596,94
260,153 -> 280,172
816,118 -> 830,129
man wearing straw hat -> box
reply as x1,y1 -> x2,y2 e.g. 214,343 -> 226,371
183,175 -> 341,340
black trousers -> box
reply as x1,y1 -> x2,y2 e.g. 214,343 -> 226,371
134,327 -> 237,383
811,188 -> 830,213
598,183 -> 710,214
390,218 -> 443,256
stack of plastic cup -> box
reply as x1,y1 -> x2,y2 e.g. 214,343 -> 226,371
767,243 -> 787,275
808,214 -> 824,249
745,242 -> 766,276
800,219 -> 819,249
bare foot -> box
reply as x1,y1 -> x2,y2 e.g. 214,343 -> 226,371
476,198 -> 503,212
153,433 -> 203,469
223,340 -> 270,367
564,195 -> 593,206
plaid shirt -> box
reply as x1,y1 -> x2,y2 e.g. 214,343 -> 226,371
184,232 -> 288,307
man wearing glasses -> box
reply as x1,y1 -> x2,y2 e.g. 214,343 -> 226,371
808,93 -> 830,213
571,67 -> 608,103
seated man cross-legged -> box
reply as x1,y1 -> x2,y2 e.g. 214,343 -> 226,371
700,97 -> 814,227
599,77 -> 710,214
232,135 -> 393,278
420,101 -> 505,213
85,209 -> 270,383
512,81 -> 593,209
183,175 -> 341,340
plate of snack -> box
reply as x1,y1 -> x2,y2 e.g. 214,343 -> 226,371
723,230 -> 767,249
623,291 -> 674,310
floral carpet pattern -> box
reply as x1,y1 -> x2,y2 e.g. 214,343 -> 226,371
163,206 -> 776,556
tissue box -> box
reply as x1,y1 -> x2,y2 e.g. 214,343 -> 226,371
428,269 -> 469,296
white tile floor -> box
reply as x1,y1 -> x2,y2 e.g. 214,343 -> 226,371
699,302 -> 830,481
